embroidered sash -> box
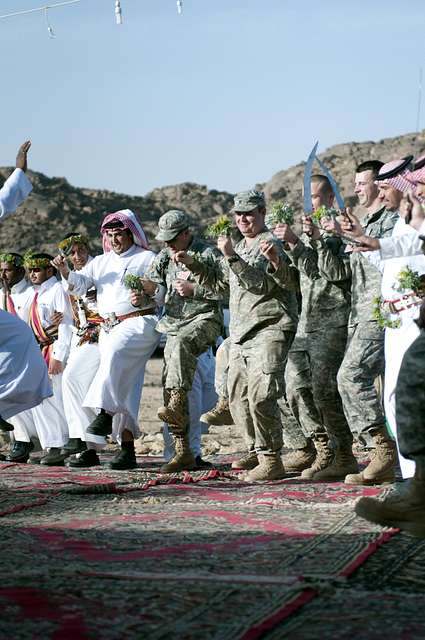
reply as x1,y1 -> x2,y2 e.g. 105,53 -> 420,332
2,290 -> 16,315
29,293 -> 58,366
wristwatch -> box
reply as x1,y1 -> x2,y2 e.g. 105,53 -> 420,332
226,254 -> 240,264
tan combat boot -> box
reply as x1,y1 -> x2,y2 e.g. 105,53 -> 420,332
355,470 -> 425,537
312,446 -> 359,481
157,389 -> 187,428
231,450 -> 258,470
282,438 -> 316,473
345,428 -> 396,485
301,434 -> 333,479
160,435 -> 196,473
200,397 -> 234,426
246,453 -> 286,482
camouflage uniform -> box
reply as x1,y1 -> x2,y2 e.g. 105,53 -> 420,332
213,335 -> 308,449
396,330 -> 425,460
147,237 -> 223,394
285,234 -> 353,447
188,226 -> 298,455
335,207 -> 399,437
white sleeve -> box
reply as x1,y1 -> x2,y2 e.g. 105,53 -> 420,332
379,220 -> 425,259
0,169 -> 32,221
67,261 -> 96,297
52,286 -> 74,362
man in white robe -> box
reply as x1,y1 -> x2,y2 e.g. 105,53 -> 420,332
21,253 -> 74,465
53,210 -> 163,470
0,141 -> 52,433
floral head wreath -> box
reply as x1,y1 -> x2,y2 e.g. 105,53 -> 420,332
0,253 -> 24,267
57,234 -> 90,256
23,250 -> 51,269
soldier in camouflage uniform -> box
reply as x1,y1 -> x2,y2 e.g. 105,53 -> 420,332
322,160 -> 400,484
271,175 -> 355,480
144,210 -> 223,473
173,190 -> 299,481
355,322 -> 425,537
201,334 -> 309,453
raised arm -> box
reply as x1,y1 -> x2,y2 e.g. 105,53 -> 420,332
0,141 -> 32,221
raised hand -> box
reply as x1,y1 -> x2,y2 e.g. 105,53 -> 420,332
51,254 -> 70,279
174,279 -> 195,298
16,141 -> 31,172
338,210 -> 364,238
172,251 -> 194,266
273,223 -> 299,246
217,234 -> 235,258
260,240 -> 280,270
301,216 -> 320,240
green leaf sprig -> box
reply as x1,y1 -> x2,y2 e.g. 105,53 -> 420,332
372,296 -> 401,329
397,267 -> 424,294
124,274 -> 145,292
205,215 -> 233,239
310,205 -> 339,225
266,202 -> 295,227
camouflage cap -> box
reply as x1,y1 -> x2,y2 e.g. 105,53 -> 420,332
232,190 -> 265,213
155,210 -> 190,242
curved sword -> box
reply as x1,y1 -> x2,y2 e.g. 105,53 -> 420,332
303,141 -> 319,214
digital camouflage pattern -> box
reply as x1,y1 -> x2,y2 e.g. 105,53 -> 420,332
228,329 -> 295,454
396,330 -> 425,459
337,322 -> 386,436
283,234 -> 352,447
348,207 -> 399,327
188,229 -> 298,453
146,235 -> 223,391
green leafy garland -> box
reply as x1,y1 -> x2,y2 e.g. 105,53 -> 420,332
266,202 -> 295,227
372,296 -> 401,329
205,215 -> 233,238
123,274 -> 146,292
23,250 -> 51,269
58,234 -> 90,256
0,253 -> 23,267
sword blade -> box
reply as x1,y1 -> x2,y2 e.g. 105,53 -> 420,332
303,141 -> 319,213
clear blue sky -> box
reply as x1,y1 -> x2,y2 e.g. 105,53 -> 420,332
0,0 -> 424,195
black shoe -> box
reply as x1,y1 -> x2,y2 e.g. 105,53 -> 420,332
39,447 -> 68,466
67,449 -> 100,468
0,416 -> 14,432
5,440 -> 34,463
108,448 -> 137,470
87,413 -> 113,436
61,438 -> 87,456
195,456 -> 214,470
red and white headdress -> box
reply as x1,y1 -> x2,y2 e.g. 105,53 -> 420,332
101,209 -> 149,253
375,157 -> 413,194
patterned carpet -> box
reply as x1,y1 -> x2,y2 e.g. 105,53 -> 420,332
0,453 -> 423,639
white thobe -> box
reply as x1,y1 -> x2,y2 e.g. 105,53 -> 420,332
367,218 -> 425,478
0,168 -> 32,221
0,311 -> 51,420
29,277 -> 74,449
163,348 -> 217,460
66,245 -> 162,430
62,263 -> 132,448
0,169 -> 51,419
379,219 -> 425,259
0,278 -> 40,440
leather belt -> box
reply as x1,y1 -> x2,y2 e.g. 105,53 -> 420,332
101,308 -> 156,332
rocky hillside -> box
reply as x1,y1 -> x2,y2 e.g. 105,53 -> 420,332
1,130 -> 424,255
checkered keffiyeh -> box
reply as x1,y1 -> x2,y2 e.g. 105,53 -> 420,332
376,160 -> 412,194
101,209 -> 149,253
406,166 -> 425,185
